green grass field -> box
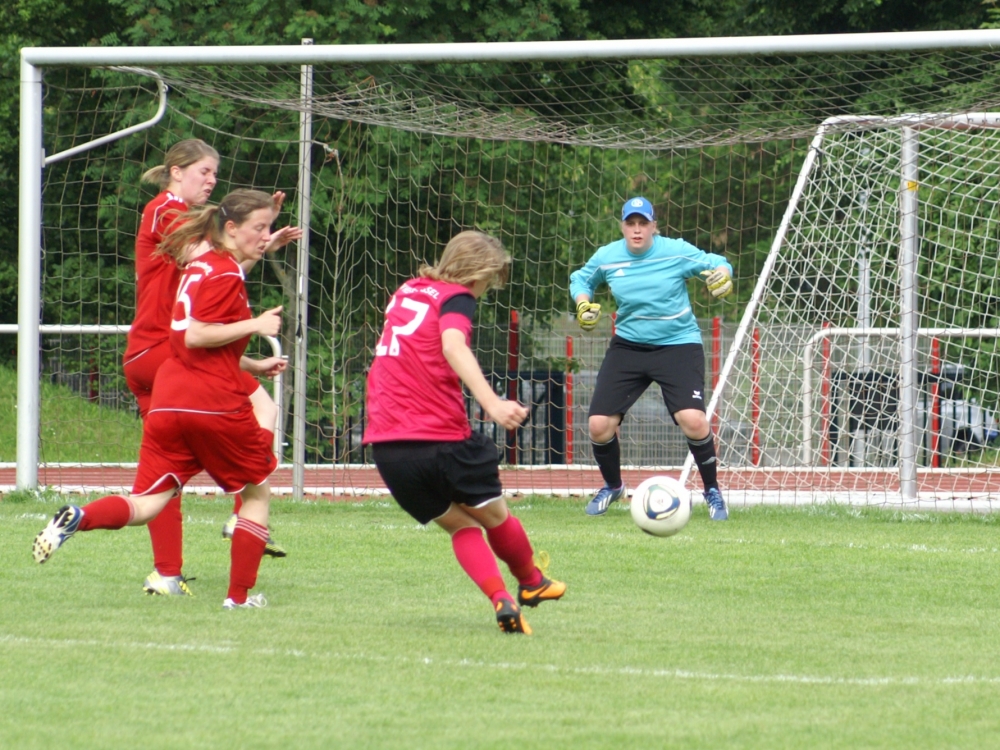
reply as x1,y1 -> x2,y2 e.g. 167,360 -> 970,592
2,495 -> 999,749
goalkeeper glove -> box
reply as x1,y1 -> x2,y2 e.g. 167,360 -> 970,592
701,268 -> 733,299
575,300 -> 602,330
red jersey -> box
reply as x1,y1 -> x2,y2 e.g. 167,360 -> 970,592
363,278 -> 476,444
149,249 -> 252,414
124,191 -> 188,361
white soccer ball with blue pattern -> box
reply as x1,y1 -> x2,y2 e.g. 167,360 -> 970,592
630,476 -> 691,537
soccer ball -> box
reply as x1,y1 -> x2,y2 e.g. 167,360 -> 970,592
629,476 -> 691,537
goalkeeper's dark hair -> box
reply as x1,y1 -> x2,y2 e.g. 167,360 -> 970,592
419,230 -> 511,289
142,139 -> 220,189
158,189 -> 274,262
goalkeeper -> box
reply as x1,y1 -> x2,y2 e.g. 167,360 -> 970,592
569,196 -> 734,520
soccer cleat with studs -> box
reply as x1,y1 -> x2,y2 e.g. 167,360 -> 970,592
223,593 -> 268,610
222,513 -> 287,558
33,505 -> 83,564
704,486 -> 728,521
142,571 -> 195,596
585,483 -> 626,516
518,574 -> 567,608
495,599 -> 532,635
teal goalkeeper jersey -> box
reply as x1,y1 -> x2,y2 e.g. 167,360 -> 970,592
569,235 -> 733,346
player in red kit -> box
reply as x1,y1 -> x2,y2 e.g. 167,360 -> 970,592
364,230 -> 566,635
124,140 -> 297,597
34,190 -> 285,609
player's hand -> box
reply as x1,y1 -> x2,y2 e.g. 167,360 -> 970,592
255,306 -> 284,337
244,356 -> 287,378
488,399 -> 528,431
264,225 -> 304,252
701,268 -> 733,299
271,191 -> 287,212
575,300 -> 602,330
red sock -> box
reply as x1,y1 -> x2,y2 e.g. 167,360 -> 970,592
146,494 -> 183,577
485,514 -> 542,587
231,493 -> 243,515
451,527 -> 510,604
227,517 -> 268,603
78,495 -> 134,531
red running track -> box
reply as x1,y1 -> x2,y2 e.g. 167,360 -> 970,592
1,465 -> 996,499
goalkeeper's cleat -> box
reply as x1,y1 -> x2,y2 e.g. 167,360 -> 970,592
704,486 -> 729,521
33,505 -> 83,564
223,593 -> 268,610
142,572 -> 194,596
517,574 -> 566,608
495,599 -> 532,635
585,483 -> 626,516
222,513 -> 287,558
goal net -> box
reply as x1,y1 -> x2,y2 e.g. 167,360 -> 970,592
17,38 -> 1000,505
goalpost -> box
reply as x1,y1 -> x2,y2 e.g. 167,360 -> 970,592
15,32 -> 1000,506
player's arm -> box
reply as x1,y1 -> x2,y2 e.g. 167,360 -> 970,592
570,252 -> 606,330
441,328 -> 527,431
263,190 -> 304,253
185,306 -> 283,349
241,355 -> 287,378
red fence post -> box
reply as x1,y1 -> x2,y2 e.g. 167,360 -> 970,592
565,335 -> 574,465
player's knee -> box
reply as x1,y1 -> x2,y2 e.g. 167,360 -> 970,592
588,415 -> 617,443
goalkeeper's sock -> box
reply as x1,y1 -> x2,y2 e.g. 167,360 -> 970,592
78,495 -> 135,531
687,433 -> 719,490
147,494 -> 184,577
591,434 -> 623,490
451,527 -> 508,602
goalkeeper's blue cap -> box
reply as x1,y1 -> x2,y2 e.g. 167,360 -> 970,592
622,196 -> 655,222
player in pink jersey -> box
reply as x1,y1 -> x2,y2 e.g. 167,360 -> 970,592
34,190 -> 284,609
364,230 -> 566,635
123,140 -> 297,596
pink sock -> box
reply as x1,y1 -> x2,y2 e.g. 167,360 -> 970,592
78,495 -> 134,531
451,527 -> 510,604
485,515 -> 542,587
227,517 -> 267,603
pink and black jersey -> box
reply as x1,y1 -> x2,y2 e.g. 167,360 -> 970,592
124,191 -> 187,361
150,249 -> 252,415
364,278 -> 476,443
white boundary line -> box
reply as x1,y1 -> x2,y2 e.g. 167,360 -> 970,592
2,633 -> 997,687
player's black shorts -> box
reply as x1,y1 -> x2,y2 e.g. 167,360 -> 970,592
371,431 -> 504,525
589,337 -> 706,424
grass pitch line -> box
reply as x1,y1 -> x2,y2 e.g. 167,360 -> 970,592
3,633 -> 999,687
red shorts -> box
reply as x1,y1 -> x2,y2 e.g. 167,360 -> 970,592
124,340 -> 172,418
133,407 -> 277,495
125,341 -> 261,418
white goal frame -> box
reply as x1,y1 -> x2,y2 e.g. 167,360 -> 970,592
18,30 -> 1000,494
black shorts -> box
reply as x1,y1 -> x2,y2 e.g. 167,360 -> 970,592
589,337 -> 706,424
371,431 -> 504,525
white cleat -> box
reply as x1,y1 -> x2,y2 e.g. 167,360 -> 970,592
223,593 -> 268,610
33,505 -> 83,564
